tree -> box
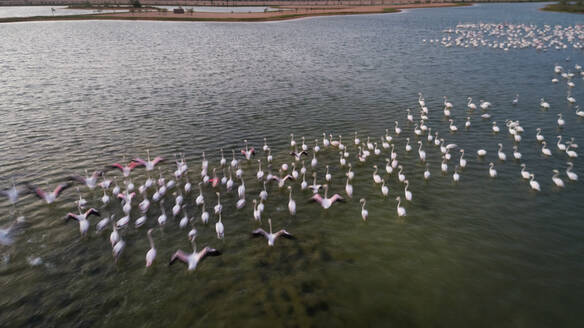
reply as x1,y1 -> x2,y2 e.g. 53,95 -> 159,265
131,0 -> 142,8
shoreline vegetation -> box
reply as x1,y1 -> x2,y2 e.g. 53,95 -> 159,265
0,2 -> 471,23
541,1 -> 584,13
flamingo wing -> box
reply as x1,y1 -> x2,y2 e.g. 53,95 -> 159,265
152,157 -> 164,165
249,148 -> 255,155
199,247 -> 221,262
128,161 -> 139,170
330,194 -> 345,203
85,208 -> 100,218
252,228 -> 269,238
132,158 -> 147,166
169,250 -> 189,265
65,213 -> 79,221
275,230 -> 295,240
27,184 -> 46,199
108,163 -> 124,171
311,194 -> 324,204
67,175 -> 86,185
283,175 -> 295,181
53,183 -> 72,196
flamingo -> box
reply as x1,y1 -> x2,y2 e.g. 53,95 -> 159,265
145,228 -> 157,267
557,114 -> 565,128
259,181 -> 268,200
467,97 -> 477,110
512,145 -> 522,160
529,174 -> 541,191
552,170 -> 565,188
169,237 -> 221,271
540,98 -> 550,110
541,141 -> 552,156
536,128 -> 544,142
489,162 -> 497,178
449,119 -> 458,132
322,133 -> 330,147
68,170 -> 101,190
215,213 -> 224,239
231,149 -> 238,168
65,208 -> 100,236
108,159 -> 138,178
241,139 -> 256,160
252,218 -> 294,247
497,144 -> 507,161
465,117 -> 471,129
201,203 -> 209,224
381,180 -> 389,196
360,199 -> 368,221
252,199 -> 261,222
288,186 -> 296,215
520,164 -> 530,179
112,238 -> 125,263
404,180 -> 412,201
418,141 -> 426,162
271,170 -> 294,189
345,177 -> 353,198
394,121 -> 402,135
133,150 -> 164,171
28,182 -> 71,204
95,215 -> 112,234
566,162 -> 578,181
289,146 -> 308,162
311,184 -> 344,209
157,200 -> 167,226
256,160 -> 264,180
453,166 -> 460,182
214,192 -> 222,215
110,222 -> 119,247
220,148 -> 227,167
309,172 -> 322,194
372,165 -> 382,184
396,197 -> 406,217
424,164 -> 431,181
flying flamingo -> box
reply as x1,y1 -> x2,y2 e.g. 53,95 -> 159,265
28,182 -> 71,204
68,170 -> 102,189
108,158 -> 138,177
133,149 -> 164,171
169,236 -> 221,271
252,218 -> 295,246
311,184 -> 344,209
241,140 -> 256,160
65,208 -> 100,236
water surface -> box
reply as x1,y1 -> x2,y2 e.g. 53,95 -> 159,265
0,3 -> 583,327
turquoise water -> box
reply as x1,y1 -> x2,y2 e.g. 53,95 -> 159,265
0,3 -> 583,327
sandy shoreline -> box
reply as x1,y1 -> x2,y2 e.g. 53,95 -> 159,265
0,3 -> 470,23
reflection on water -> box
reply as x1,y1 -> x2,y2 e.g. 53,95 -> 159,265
0,2 -> 583,327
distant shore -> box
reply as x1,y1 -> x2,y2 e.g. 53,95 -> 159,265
0,3 -> 470,23
541,2 -> 584,14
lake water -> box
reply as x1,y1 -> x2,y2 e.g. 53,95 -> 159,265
1,2 -> 583,327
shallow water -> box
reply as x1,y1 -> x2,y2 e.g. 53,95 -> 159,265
0,2 -> 583,327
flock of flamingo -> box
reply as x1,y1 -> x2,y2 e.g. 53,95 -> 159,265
427,23 -> 584,51
1,61 -> 582,271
